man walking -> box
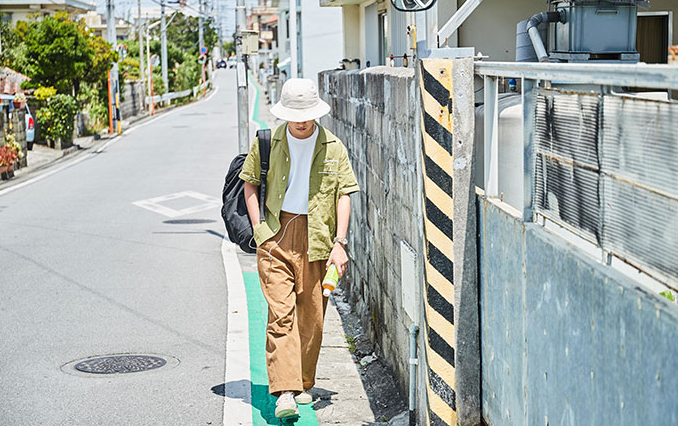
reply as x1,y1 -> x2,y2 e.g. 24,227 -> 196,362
239,78 -> 359,418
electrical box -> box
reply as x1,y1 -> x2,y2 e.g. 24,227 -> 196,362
401,241 -> 420,323
242,30 -> 259,55
552,1 -> 639,61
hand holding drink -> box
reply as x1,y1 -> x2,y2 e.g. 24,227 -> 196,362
322,264 -> 339,297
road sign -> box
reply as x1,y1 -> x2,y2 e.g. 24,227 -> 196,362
200,46 -> 208,55
198,55 -> 206,64
151,54 -> 160,67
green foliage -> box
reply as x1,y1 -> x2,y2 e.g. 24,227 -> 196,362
120,57 -> 140,80
36,94 -> 79,143
345,334 -> 356,354
0,18 -> 28,71
223,41 -> 235,57
173,58 -> 201,91
150,12 -> 218,58
660,290 -> 675,302
34,86 -> 57,100
21,12 -> 116,96
77,82 -> 108,133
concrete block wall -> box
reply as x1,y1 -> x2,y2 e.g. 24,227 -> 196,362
318,67 -> 424,397
479,197 -> 678,426
121,80 -> 145,120
11,109 -> 27,167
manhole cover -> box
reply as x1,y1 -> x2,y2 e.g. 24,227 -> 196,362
74,355 -> 167,374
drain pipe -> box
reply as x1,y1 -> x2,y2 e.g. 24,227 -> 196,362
526,11 -> 563,62
409,324 -> 419,426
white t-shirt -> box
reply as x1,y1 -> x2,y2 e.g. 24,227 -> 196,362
281,125 -> 319,214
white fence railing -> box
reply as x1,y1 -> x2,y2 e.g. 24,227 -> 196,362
144,80 -> 211,104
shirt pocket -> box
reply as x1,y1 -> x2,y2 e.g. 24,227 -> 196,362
318,159 -> 339,194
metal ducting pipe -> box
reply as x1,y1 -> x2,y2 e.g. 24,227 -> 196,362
526,11 -> 563,62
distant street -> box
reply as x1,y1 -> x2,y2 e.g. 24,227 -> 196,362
0,70 -> 240,425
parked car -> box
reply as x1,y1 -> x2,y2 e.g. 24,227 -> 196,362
25,104 -> 35,149
228,57 -> 237,68
216,59 -> 227,69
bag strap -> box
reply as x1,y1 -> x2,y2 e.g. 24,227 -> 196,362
257,129 -> 272,223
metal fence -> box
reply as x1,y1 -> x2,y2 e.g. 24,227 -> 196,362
145,80 -> 211,104
475,61 -> 678,287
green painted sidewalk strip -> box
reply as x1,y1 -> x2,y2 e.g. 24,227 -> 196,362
243,272 -> 319,425
249,73 -> 269,131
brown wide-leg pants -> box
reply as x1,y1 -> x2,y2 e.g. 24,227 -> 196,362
257,211 -> 328,396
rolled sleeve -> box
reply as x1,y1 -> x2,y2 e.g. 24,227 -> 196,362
337,146 -> 360,196
238,136 -> 261,185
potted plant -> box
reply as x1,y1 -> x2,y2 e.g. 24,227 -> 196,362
0,144 -> 19,179
12,92 -> 26,109
6,135 -> 24,169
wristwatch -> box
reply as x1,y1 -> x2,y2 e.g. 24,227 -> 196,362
334,236 -> 348,247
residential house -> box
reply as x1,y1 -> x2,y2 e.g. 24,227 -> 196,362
322,0 -> 677,67
82,11 -> 131,41
274,0 -> 343,81
0,0 -> 94,26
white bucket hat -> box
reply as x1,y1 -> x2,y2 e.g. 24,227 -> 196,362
270,78 -> 331,122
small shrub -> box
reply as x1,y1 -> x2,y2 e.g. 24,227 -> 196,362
34,86 -> 57,101
36,93 -> 79,143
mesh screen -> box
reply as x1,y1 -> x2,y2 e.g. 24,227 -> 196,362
534,89 -> 678,282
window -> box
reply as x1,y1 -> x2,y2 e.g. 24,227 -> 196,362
378,11 -> 388,65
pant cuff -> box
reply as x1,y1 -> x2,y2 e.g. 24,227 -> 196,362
269,381 -> 304,396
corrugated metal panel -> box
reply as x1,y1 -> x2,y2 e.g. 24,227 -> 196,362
602,96 -> 678,279
534,88 -> 678,282
534,90 -> 601,243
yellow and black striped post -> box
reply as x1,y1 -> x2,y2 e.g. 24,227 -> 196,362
419,57 -> 458,426
418,56 -> 479,426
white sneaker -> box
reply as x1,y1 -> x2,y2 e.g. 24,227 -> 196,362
275,391 -> 299,418
294,390 -> 312,405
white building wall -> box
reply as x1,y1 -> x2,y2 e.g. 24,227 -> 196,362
300,0 -> 343,82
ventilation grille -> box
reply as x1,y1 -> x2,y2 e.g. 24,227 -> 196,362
534,89 -> 678,283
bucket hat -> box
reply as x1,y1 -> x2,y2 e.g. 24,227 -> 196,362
270,78 -> 331,122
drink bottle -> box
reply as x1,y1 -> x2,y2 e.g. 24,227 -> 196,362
322,264 -> 339,297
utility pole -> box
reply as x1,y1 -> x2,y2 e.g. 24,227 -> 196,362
198,0 -> 204,53
138,0 -> 145,107
290,0 -> 297,77
106,0 -> 121,134
235,0 -> 249,153
160,0 -> 169,94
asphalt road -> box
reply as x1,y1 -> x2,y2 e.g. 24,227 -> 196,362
0,70 -> 241,425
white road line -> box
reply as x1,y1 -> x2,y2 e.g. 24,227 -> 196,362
221,239 -> 253,426
0,86 -> 220,198
0,151 -> 95,197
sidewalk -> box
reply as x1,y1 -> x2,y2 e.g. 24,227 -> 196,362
246,77 -> 408,426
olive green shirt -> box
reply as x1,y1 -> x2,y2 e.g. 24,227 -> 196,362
239,123 -> 360,262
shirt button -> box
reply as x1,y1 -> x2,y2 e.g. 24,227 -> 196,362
286,157 -> 289,162
282,176 -> 286,180
279,195 -> 282,199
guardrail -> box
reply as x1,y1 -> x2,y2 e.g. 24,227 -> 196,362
145,80 -> 211,104
475,61 -> 678,288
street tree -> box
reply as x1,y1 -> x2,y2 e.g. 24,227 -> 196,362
22,13 -> 116,96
